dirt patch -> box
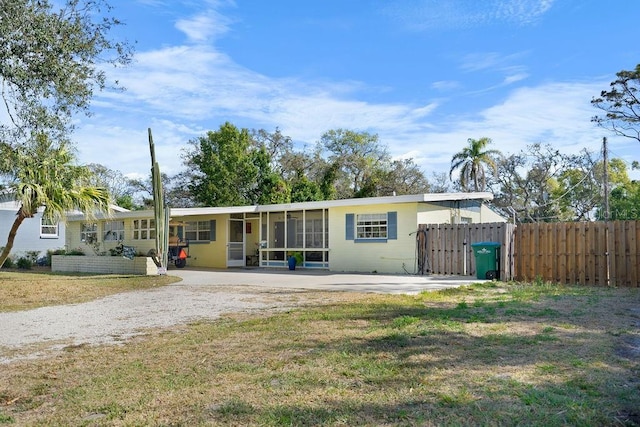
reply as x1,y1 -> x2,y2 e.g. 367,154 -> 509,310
0,284 -> 348,364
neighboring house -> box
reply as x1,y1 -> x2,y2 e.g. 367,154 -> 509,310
0,199 -> 65,262
63,192 -> 506,274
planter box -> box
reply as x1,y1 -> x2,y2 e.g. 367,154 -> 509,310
51,255 -> 158,275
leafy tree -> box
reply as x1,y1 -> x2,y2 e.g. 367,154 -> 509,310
0,0 -> 132,142
183,123 -> 291,207
490,144 -> 566,222
116,170 -> 195,209
488,144 -> 633,222
86,164 -> 138,209
591,64 -> 640,144
0,135 -> 110,267
449,137 -> 501,191
607,180 -> 640,220
250,145 -> 290,205
320,129 -> 390,198
251,128 -> 294,178
377,158 -> 432,196
591,158 -> 637,220
428,171 -> 453,193
183,123 -> 257,206
290,174 -> 323,202
318,161 -> 339,200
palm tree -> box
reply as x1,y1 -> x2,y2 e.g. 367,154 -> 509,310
449,137 -> 501,191
0,134 -> 111,267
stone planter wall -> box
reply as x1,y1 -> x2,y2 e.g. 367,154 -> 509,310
51,255 -> 158,275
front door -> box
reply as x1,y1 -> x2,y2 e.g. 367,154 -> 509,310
227,219 -> 245,267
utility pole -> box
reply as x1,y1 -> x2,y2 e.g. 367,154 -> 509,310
602,137 -> 610,221
602,137 -> 611,286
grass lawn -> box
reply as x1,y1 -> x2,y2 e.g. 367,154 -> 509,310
0,272 -> 639,426
0,270 -> 180,312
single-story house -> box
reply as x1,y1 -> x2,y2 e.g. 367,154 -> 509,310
62,192 -> 506,274
0,197 -> 65,263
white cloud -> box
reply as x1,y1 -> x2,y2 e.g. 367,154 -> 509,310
175,9 -> 234,43
386,80 -> 617,176
382,0 -> 556,31
74,1 -> 634,186
502,72 -> 529,85
77,29 -> 618,182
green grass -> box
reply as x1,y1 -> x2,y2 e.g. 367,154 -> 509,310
0,276 -> 639,425
0,270 -> 180,312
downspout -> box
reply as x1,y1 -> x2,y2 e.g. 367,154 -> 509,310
463,238 -> 467,276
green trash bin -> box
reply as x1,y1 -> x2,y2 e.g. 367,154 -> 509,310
471,242 -> 500,280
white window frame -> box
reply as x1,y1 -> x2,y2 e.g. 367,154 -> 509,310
185,221 -> 210,242
40,217 -> 59,238
356,213 -> 388,239
104,220 -> 125,241
304,218 -> 325,248
133,219 -> 155,240
81,223 -> 98,243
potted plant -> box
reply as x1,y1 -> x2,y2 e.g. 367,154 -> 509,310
287,251 -> 303,270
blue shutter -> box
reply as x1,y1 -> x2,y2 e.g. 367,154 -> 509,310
210,220 -> 216,241
345,213 -> 354,240
177,226 -> 184,240
387,211 -> 397,240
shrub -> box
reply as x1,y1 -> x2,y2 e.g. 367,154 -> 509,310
47,248 -> 67,265
2,257 -> 15,269
16,257 -> 32,269
25,250 -> 40,263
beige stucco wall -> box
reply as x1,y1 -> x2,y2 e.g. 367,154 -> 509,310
416,202 -> 506,225
328,203 -> 419,274
66,213 -> 234,269
174,214 -> 227,269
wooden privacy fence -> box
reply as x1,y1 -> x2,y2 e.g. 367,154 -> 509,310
514,221 -> 640,287
418,222 -> 516,280
421,220 -> 640,287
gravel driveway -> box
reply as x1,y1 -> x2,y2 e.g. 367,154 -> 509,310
0,269 -> 474,364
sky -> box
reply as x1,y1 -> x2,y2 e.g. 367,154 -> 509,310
72,0 -> 640,182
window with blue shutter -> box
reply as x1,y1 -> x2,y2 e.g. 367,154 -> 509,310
349,211 -> 397,243
387,211 -> 397,240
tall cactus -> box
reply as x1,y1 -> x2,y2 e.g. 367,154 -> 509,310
148,128 -> 169,273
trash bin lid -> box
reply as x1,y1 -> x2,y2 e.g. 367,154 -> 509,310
470,241 -> 501,247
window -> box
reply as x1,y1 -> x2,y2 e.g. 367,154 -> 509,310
40,217 -> 58,238
304,219 -> 325,248
81,223 -> 98,243
133,219 -> 155,240
104,221 -> 125,241
185,221 -> 210,241
356,213 -> 388,239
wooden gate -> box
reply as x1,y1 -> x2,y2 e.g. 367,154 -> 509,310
418,222 -> 516,280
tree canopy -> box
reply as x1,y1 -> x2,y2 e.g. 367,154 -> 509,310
592,63 -> 640,144
0,0 -> 132,143
177,126 -> 435,207
182,122 -> 289,207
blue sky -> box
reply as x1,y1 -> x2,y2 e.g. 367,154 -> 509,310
74,0 -> 640,181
